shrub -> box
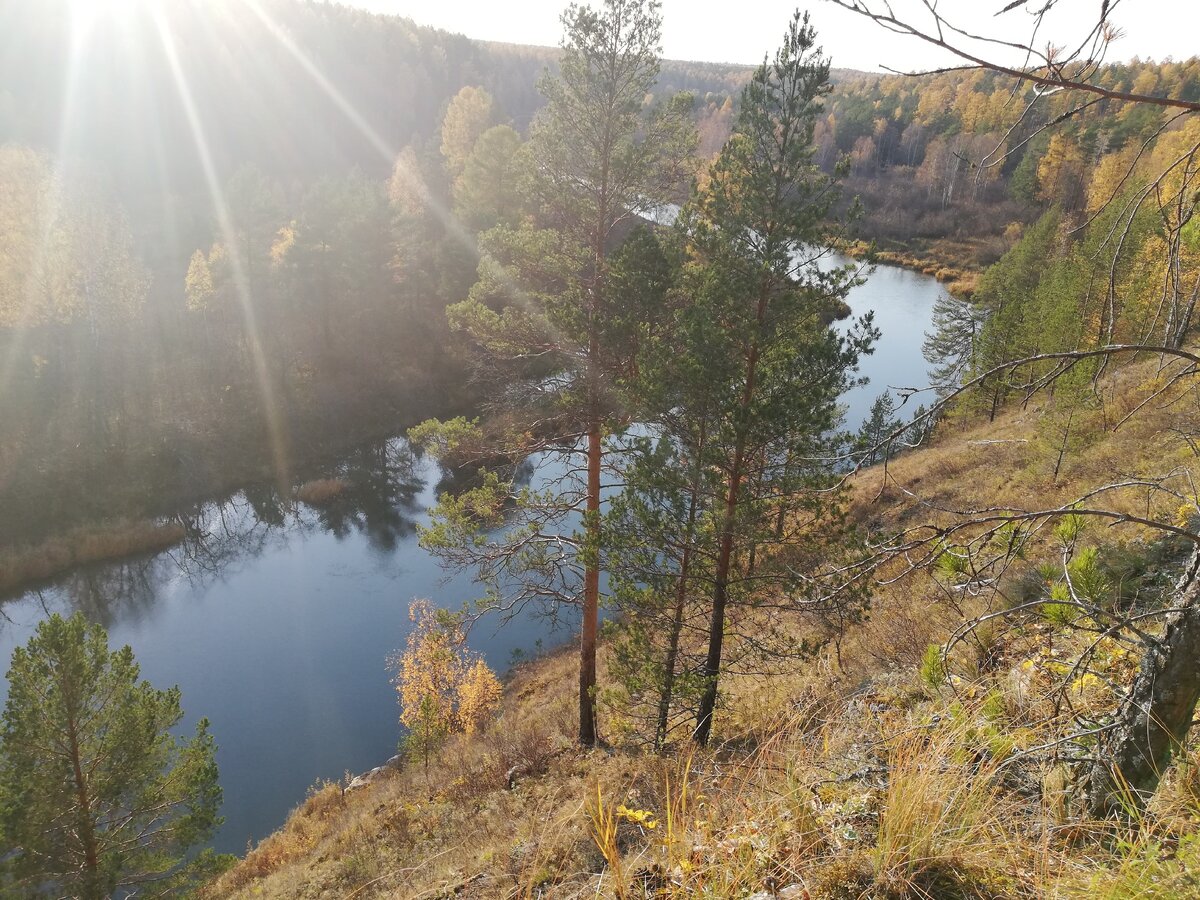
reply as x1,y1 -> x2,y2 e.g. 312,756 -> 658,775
920,644 -> 947,691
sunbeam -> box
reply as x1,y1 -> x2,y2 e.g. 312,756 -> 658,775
0,6 -> 90,405
237,0 -> 628,424
239,0 -> 478,250
150,5 -> 293,492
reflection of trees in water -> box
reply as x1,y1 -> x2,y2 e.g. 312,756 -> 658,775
17,437 -> 426,626
432,452 -> 543,499
304,439 -> 422,552
167,492 -> 284,587
55,558 -> 165,629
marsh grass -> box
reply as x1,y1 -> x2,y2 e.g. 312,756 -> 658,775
0,519 -> 186,596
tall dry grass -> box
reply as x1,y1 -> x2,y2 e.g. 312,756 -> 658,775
0,519 -> 186,596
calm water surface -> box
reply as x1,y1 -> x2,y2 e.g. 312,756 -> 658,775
0,260 -> 947,853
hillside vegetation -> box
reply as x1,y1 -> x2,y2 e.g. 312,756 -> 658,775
2,0 -> 1199,896
203,350 -> 1200,899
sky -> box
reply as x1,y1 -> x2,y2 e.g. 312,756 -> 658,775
348,0 -> 1200,71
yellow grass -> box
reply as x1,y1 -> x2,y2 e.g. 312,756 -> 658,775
0,519 -> 186,596
203,353 -> 1200,899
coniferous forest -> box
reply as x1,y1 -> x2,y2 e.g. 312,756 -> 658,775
1,0 -> 1200,897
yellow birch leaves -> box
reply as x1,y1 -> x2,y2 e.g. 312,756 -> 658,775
391,599 -> 502,740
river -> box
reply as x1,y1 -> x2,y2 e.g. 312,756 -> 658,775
0,259 -> 948,853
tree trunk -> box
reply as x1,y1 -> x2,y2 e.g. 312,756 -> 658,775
62,677 -> 103,898
694,480 -> 741,746
656,479 -> 701,750
656,579 -> 689,752
694,284 -> 769,746
579,422 -> 601,747
1087,548 -> 1200,817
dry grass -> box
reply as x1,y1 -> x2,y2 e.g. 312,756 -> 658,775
294,477 -> 350,506
871,726 -> 1017,898
850,354 -> 1197,541
841,237 -> 988,296
0,519 -> 186,596
203,353 -> 1200,899
216,782 -> 347,892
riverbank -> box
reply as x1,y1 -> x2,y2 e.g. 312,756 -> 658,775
841,237 -> 985,297
0,377 -> 473,602
0,520 -> 187,598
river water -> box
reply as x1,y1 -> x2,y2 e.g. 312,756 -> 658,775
0,260 -> 947,853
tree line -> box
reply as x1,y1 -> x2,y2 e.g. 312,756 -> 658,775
819,52 -> 1200,258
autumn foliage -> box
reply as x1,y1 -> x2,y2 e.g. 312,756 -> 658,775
390,600 -> 502,773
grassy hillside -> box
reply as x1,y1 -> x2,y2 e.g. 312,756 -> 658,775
201,352 -> 1200,899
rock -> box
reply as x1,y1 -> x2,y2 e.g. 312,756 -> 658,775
744,886 -> 808,900
344,754 -> 405,793
345,764 -> 392,793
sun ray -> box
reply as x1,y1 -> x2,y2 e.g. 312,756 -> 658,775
237,0 -> 627,425
238,0 -> 474,246
0,7 -> 93,404
150,6 -> 293,492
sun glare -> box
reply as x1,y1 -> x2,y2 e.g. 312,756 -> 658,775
70,0 -> 149,28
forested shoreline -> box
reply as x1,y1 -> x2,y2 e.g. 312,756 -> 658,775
2,0 -> 1194,583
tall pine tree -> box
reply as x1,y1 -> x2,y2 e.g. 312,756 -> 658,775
412,0 -> 694,747
674,12 -> 876,745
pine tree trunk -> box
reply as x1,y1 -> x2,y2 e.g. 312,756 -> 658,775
656,482 -> 700,750
694,285 -> 769,746
1087,548 -> 1200,817
63,677 -> 103,899
694,477 -> 741,746
656,580 -> 689,752
579,421 -> 601,747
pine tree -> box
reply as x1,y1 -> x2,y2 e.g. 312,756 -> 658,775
413,0 -> 694,748
857,391 -> 902,465
452,125 -> 524,232
602,433 -> 715,750
184,248 -> 215,313
673,12 -> 877,745
0,613 -> 224,899
922,290 -> 986,397
971,208 -> 1062,419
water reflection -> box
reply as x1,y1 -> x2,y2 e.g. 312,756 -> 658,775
7,438 -> 426,629
0,434 -> 571,853
307,441 -> 423,551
